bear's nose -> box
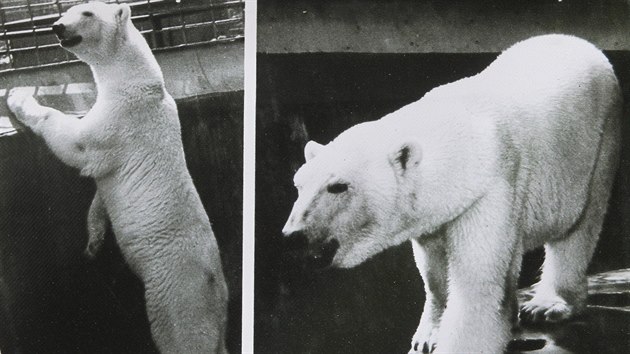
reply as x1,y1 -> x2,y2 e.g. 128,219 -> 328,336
51,23 -> 65,37
283,229 -> 306,240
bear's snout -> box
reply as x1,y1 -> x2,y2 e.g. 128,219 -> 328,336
52,23 -> 65,37
281,215 -> 303,238
282,229 -> 304,239
52,21 -> 82,47
283,230 -> 340,269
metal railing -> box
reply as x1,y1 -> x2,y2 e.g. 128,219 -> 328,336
0,0 -> 245,73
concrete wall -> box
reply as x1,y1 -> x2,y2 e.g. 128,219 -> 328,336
0,41 -> 244,353
258,0 -> 630,53
254,50 -> 630,353
255,1 -> 630,353
0,91 -> 243,353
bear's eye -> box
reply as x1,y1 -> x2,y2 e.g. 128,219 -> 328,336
82,11 -> 94,17
327,183 -> 348,194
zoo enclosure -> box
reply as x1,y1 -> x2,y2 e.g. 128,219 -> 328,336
0,0 -> 245,73
0,1 -> 245,352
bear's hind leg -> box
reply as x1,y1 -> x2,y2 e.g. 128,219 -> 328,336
521,111 -> 619,324
409,235 -> 447,354
520,213 -> 602,323
143,257 -> 228,354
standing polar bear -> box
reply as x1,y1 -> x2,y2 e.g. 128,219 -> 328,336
7,2 -> 228,353
283,34 -> 621,354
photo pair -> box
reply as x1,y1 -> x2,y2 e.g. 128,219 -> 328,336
1,1 -> 629,354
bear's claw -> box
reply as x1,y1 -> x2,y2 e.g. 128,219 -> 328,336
409,341 -> 421,354
520,296 -> 574,324
409,340 -> 436,354
83,238 -> 104,259
410,325 -> 439,354
418,342 -> 436,353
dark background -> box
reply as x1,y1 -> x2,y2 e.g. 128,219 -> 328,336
0,91 -> 243,354
254,52 -> 630,354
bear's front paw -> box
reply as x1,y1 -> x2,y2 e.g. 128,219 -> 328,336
409,329 -> 438,354
520,295 -> 574,324
83,231 -> 105,259
409,340 -> 436,354
83,237 -> 104,259
7,88 -> 40,126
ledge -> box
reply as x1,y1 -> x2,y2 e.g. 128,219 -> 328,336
0,41 -> 243,136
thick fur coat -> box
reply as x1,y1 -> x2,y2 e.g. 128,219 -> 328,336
7,3 -> 228,353
283,34 -> 621,353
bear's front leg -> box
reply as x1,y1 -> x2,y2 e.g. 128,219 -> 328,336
434,191 -> 518,354
85,192 -> 108,258
7,88 -> 88,169
409,236 -> 447,354
7,88 -> 47,128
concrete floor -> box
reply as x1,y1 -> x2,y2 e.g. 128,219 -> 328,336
511,268 -> 630,354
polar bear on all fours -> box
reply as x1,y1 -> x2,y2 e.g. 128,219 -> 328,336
283,34 -> 621,354
7,2 -> 228,354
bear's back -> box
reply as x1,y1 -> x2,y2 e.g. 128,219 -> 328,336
483,35 -> 621,245
376,34 -> 621,245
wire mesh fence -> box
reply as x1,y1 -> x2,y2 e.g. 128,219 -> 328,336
0,0 -> 245,73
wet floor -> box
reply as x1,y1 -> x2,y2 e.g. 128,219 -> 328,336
510,268 -> 630,354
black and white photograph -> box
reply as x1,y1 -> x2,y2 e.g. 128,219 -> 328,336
255,1 -> 630,353
0,0 -> 243,353
2,0 -> 630,353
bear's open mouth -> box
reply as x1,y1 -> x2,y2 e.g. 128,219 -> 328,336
282,231 -> 340,270
59,35 -> 82,48
306,238 -> 340,270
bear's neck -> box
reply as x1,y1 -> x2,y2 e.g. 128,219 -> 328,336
90,29 -> 165,98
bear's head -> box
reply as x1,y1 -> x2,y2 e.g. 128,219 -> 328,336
52,2 -> 132,64
282,123 -> 426,269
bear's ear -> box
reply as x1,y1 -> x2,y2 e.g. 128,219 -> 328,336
116,3 -> 131,24
304,140 -> 324,162
389,139 -> 422,175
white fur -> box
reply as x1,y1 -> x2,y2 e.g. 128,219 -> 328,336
7,3 -> 228,353
283,34 -> 621,353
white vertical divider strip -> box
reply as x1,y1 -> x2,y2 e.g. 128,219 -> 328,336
242,0 -> 257,353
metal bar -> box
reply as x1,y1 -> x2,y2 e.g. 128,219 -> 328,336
0,0 -> 173,11
177,0 -> 188,46
0,0 -> 244,73
55,0 -> 72,62
4,16 -> 242,43
0,1 -> 81,12
152,34 -> 244,51
3,42 -> 59,52
24,0 -> 42,67
207,0 -> 220,41
0,0 -> 12,70
1,2 -> 244,36
0,36 -> 243,74
145,0 -> 160,49
140,17 -> 242,34
4,34 -> 244,56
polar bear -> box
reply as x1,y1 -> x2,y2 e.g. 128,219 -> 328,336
7,2 -> 228,353
282,34 -> 621,354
